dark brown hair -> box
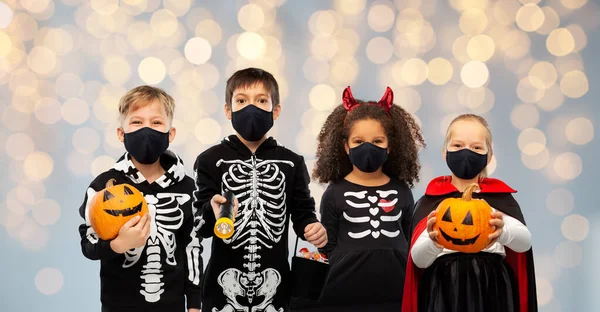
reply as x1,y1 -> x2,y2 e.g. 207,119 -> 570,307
225,67 -> 280,107
313,101 -> 425,187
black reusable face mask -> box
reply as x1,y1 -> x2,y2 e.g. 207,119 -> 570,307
348,142 -> 388,173
446,149 -> 488,179
231,104 -> 274,142
123,127 -> 170,164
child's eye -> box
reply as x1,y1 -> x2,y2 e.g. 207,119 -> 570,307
153,121 -> 162,125
258,99 -> 267,104
453,144 -> 461,148
236,99 -> 245,104
131,121 -> 141,125
355,140 -> 363,144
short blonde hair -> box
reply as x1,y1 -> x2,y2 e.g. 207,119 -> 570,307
444,114 -> 493,179
118,85 -> 175,126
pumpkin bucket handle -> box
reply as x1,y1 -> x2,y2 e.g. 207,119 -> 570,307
106,178 -> 116,188
462,183 -> 480,201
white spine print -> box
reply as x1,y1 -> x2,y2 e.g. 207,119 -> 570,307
214,156 -> 289,312
120,193 -> 189,303
140,237 -> 164,302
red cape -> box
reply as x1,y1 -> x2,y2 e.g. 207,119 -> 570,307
402,176 -> 537,312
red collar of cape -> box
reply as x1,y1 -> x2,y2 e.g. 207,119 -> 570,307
425,176 -> 517,196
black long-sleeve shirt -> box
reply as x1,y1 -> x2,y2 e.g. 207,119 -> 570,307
193,135 -> 319,312
78,151 -> 202,312
316,178 -> 414,311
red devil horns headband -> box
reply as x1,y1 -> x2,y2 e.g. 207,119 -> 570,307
342,86 -> 393,115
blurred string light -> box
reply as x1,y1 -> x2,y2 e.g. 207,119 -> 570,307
299,4 -> 367,205
445,2 -> 594,307
0,1 -> 595,307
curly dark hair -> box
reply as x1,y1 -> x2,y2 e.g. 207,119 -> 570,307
313,101 -> 425,187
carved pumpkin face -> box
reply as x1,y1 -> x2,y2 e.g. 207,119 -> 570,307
90,179 -> 148,240
434,183 -> 493,253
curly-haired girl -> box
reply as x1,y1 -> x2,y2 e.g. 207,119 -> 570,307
301,86 -> 424,312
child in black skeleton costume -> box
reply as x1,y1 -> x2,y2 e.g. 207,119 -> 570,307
193,68 -> 327,312
293,86 -> 425,312
78,86 -> 202,312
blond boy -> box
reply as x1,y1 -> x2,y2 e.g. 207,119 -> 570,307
78,86 -> 201,312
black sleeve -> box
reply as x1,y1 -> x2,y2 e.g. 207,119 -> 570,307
177,182 -> 203,309
317,185 -> 337,257
408,195 -> 443,244
78,173 -> 121,261
400,184 -> 415,242
193,153 -> 219,239
290,156 -> 319,240
483,193 -> 526,225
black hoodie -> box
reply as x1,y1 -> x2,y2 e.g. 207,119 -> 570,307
193,135 -> 319,312
78,151 -> 202,312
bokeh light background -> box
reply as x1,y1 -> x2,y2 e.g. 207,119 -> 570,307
0,0 -> 598,311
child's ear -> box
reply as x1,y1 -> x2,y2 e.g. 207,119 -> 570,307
273,104 -> 281,121
117,127 -> 125,143
487,151 -> 493,165
344,140 -> 349,155
224,103 -> 232,120
168,127 -> 177,143
442,147 -> 447,162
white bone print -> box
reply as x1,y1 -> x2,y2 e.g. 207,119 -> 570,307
213,156 -> 290,312
122,193 -> 189,303
376,190 -> 398,197
344,188 -> 402,240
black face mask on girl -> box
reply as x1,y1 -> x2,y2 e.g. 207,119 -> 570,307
348,142 -> 388,173
123,127 -> 170,164
446,149 -> 488,180
231,104 -> 274,142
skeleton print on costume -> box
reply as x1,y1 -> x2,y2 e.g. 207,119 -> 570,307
123,193 -> 191,302
343,189 -> 402,240
213,155 -> 293,312
78,150 -> 201,310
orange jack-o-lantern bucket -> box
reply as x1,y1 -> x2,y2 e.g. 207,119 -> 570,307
89,178 -> 148,240
434,183 -> 494,253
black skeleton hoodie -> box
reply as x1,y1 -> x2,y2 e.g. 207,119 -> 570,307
78,151 -> 202,312
193,135 -> 319,312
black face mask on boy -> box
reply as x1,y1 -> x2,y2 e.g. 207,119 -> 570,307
124,127 -> 170,164
348,142 -> 388,173
446,149 -> 488,180
231,104 -> 274,142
